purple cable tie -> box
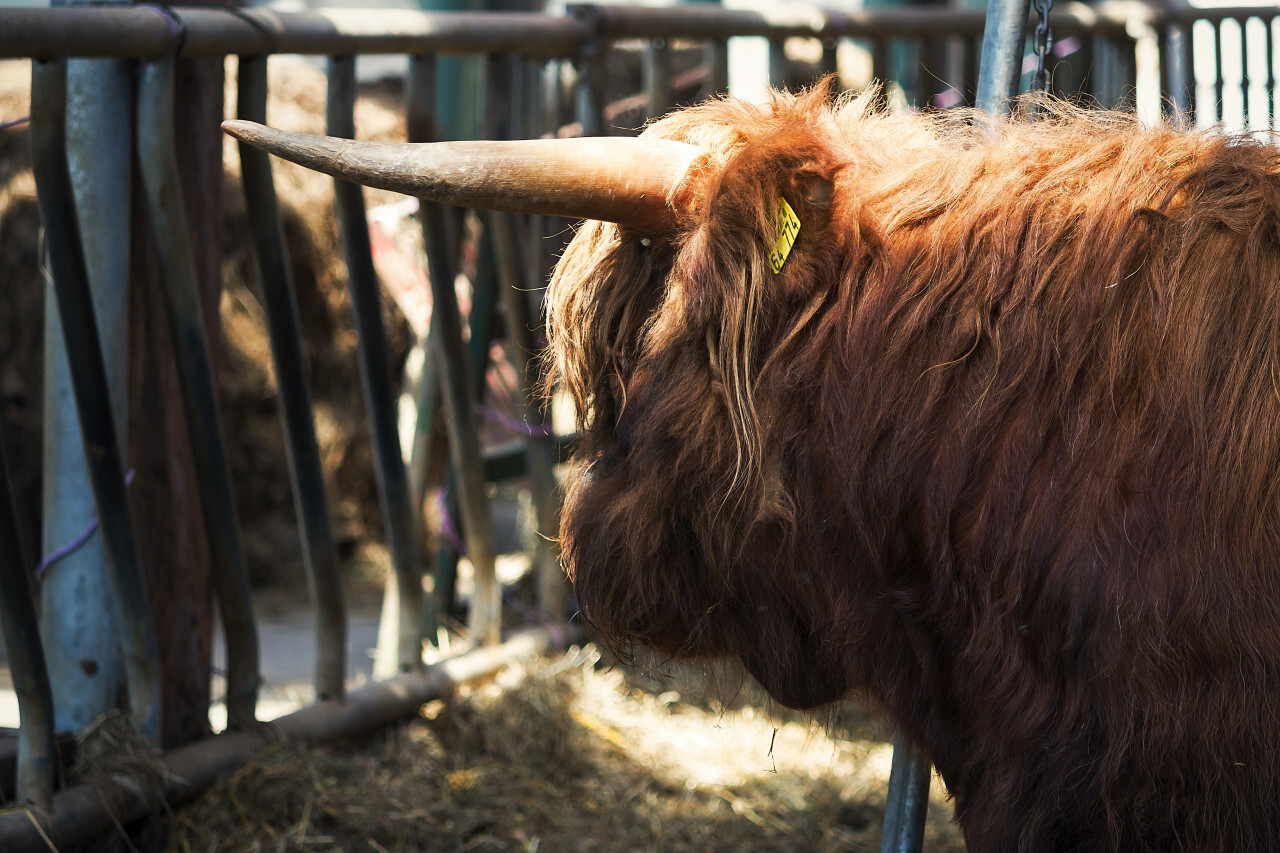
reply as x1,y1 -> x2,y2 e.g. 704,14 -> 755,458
473,403 -> 555,437
35,469 -> 136,579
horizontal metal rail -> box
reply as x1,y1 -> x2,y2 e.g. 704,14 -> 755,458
0,8 -> 588,59
0,628 -> 568,853
1,2 -> 1232,62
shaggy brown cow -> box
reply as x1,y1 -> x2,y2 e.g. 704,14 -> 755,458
226,84 -> 1280,852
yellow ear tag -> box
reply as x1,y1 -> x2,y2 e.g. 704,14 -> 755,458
768,197 -> 801,274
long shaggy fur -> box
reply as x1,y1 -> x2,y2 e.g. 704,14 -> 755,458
545,84 -> 1280,852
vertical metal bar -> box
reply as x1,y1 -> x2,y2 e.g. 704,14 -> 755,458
30,57 -> 162,744
522,56 -> 544,139
704,39 -> 730,98
571,5 -> 611,137
872,39 -> 891,108
1075,30 -> 1096,102
820,37 -> 839,82
643,38 -> 673,122
327,54 -> 425,671
0,439 -> 54,811
406,51 -> 502,646
404,337 -> 440,522
1214,21 -> 1225,123
136,53 -> 260,730
1182,19 -> 1197,122
236,55 -> 347,702
964,35 -> 981,105
458,59 -> 503,644
1118,34 -> 1138,110
489,210 -> 564,622
40,51 -> 131,734
482,54 -> 563,623
550,59 -> 574,134
880,737 -> 931,853
1259,16 -> 1269,130
917,39 -> 939,106
404,55 -> 462,651
1162,24 -> 1192,119
976,0 -> 1032,114
768,37 -> 788,89
1096,37 -> 1115,109
921,38 -> 942,105
1238,18 -> 1250,129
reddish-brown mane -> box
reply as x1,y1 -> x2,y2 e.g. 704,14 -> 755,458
546,84 -> 1280,851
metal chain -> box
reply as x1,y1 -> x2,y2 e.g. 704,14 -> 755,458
1031,0 -> 1055,94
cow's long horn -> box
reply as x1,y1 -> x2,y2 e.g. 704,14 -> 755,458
222,120 -> 698,234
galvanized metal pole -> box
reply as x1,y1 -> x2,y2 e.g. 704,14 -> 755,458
236,55 -> 347,702
879,0 -> 1037,841
136,53 -> 260,730
327,55 -> 427,669
880,736 -> 932,853
877,0 -> 1034,840
976,0 -> 1031,114
39,38 -> 132,733
29,57 -> 163,744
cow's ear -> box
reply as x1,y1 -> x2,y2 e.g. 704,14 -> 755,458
793,168 -> 834,214
767,165 -> 837,295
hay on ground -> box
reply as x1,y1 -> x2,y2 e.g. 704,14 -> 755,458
163,649 -> 966,852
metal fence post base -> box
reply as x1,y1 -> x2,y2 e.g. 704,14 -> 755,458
880,736 -> 931,853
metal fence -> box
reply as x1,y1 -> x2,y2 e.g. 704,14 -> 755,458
0,1 -> 1278,849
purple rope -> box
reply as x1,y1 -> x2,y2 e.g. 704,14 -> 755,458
36,469 -> 135,579
136,3 -> 186,58
0,116 -> 30,132
473,403 -> 555,437
436,490 -> 467,557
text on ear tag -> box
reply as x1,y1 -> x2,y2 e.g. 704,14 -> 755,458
768,197 -> 801,274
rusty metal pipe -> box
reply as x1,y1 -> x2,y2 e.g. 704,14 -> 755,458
136,53 -> 260,730
0,628 -> 567,853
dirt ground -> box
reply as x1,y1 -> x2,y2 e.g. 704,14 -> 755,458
0,57 -> 968,851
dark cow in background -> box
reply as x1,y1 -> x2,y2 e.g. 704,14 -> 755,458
227,82 -> 1280,852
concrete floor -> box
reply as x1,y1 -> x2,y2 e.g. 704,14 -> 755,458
0,599 -> 382,732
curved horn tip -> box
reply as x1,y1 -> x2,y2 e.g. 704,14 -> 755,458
221,119 -> 266,141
